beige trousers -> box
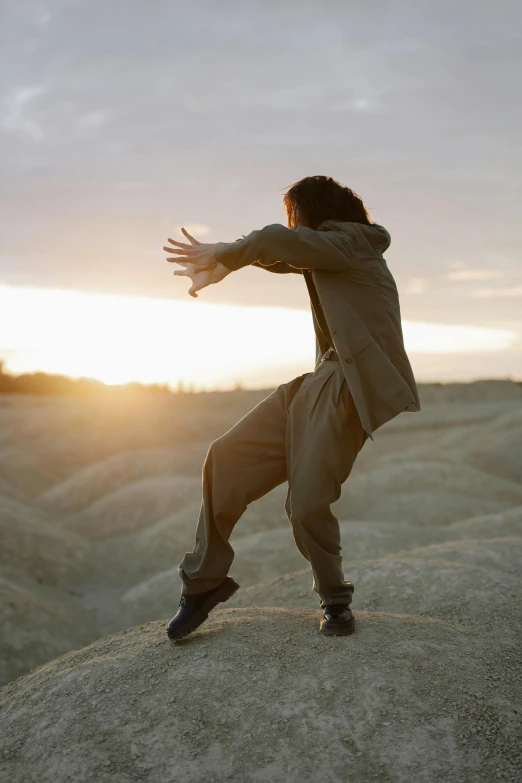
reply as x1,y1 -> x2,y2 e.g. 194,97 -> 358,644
178,359 -> 368,607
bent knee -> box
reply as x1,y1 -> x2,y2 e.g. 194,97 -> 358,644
288,503 -> 332,529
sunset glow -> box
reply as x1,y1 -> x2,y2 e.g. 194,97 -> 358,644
1,285 -> 518,389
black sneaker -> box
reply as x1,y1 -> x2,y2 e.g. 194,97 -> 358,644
319,605 -> 355,636
167,576 -> 240,641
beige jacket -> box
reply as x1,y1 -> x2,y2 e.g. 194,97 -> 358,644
214,220 -> 421,440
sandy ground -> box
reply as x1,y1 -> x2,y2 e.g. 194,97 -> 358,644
0,379 -> 521,782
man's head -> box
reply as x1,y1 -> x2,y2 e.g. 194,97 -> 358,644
282,175 -> 373,230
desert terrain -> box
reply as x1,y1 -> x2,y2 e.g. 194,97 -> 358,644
0,379 -> 521,782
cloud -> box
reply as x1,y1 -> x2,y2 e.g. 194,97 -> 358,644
331,96 -> 380,113
75,111 -> 109,130
1,0 -> 520,366
0,85 -> 46,140
471,286 -> 522,298
352,98 -> 373,111
445,261 -> 467,270
447,269 -> 504,281
403,321 -> 516,353
404,278 -> 428,295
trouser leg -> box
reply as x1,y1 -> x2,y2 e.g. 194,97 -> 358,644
285,361 -> 368,607
178,374 -> 308,594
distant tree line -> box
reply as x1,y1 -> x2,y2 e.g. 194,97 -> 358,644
3,359 -> 516,399
0,360 -> 175,396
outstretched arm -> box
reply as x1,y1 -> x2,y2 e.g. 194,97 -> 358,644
215,224 -> 353,272
165,223 -> 355,273
235,235 -> 301,275
164,228 -> 299,300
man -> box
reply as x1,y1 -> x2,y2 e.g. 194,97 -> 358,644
163,175 -> 420,641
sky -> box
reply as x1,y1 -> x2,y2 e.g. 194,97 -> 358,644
1,0 -> 521,389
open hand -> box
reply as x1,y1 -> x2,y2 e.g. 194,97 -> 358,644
164,227 -> 231,297
173,259 -> 231,298
164,227 -> 226,271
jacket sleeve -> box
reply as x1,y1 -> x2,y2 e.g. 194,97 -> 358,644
221,235 -> 301,275
214,223 -> 355,272
252,260 -> 302,275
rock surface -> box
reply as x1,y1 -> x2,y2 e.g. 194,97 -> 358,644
1,610 -> 520,783
1,383 -> 521,781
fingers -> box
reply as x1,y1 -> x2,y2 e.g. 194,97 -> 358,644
181,227 -> 200,245
164,246 -> 196,257
187,271 -> 211,297
166,229 -> 201,248
166,256 -> 214,272
173,264 -> 203,277
188,280 -> 201,297
165,255 -> 196,264
166,238 -> 191,249
163,247 -> 209,266
172,261 -> 203,276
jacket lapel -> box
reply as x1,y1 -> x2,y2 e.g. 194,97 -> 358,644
303,270 -> 331,364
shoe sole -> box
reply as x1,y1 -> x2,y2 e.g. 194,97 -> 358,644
319,616 -> 355,636
167,577 -> 240,642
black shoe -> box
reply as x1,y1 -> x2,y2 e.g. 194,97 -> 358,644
167,576 -> 240,641
319,605 -> 355,636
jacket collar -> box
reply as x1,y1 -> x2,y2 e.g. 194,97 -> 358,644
317,220 -> 391,254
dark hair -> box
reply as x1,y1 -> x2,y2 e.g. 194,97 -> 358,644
281,175 -> 373,230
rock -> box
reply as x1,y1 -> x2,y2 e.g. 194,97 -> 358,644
1,611 -> 520,783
